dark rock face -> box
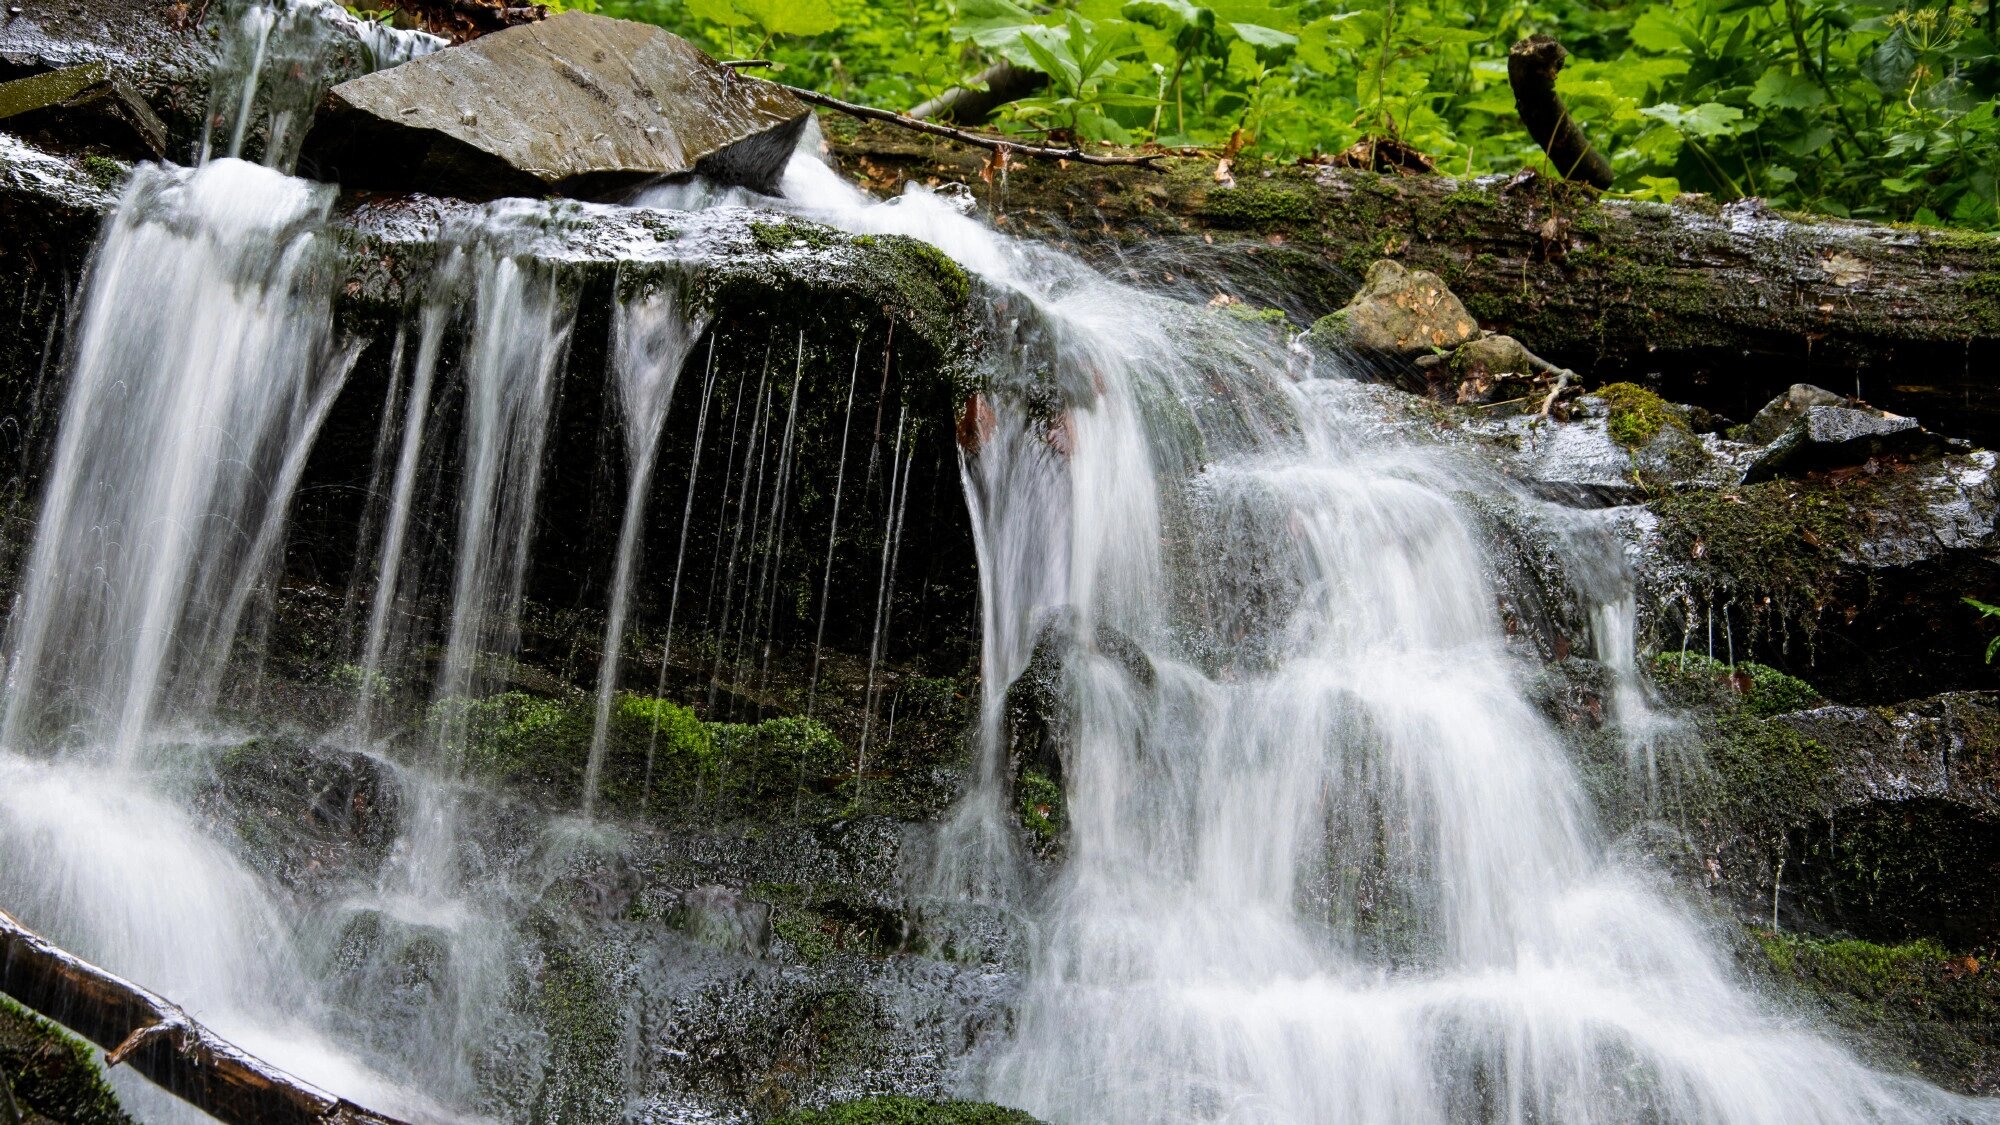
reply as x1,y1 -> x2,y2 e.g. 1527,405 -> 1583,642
671,886 -> 774,957
0,63 -> 167,159
201,738 -> 403,894
1745,382 -> 1847,444
299,12 -> 810,200
1742,404 -> 1949,483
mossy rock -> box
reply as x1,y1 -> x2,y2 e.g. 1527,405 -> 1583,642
1752,929 -> 2000,1093
0,997 -> 132,1125
1650,652 -> 1823,718
445,690 -> 848,821
770,1096 -> 1045,1125
1594,382 -> 1689,450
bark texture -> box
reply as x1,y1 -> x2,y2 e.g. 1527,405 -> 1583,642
0,909 -> 408,1125
1507,35 -> 1614,189
822,116 -> 2000,444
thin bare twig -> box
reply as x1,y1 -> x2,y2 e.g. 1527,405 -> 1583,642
748,75 -> 1164,169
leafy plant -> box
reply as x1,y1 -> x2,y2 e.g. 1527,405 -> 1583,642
1967,596 -> 2000,662
601,0 -> 2000,229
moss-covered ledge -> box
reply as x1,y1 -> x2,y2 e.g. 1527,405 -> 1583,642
0,995 -> 132,1125
825,116 -> 2000,445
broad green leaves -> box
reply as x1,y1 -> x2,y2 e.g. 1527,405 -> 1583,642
596,0 -> 2000,230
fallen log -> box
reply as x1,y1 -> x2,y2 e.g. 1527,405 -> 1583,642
821,116 -> 2000,445
0,909 -> 408,1125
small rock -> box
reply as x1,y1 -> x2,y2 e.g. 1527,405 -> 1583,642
1450,333 -> 1537,405
1745,383 -> 1847,444
1741,404 -> 1946,483
670,885 -> 773,957
1306,259 -> 1480,360
299,12 -> 809,200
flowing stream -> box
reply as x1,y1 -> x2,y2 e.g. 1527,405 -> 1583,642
0,4 -> 1995,1121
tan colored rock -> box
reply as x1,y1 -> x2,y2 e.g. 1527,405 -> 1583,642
1307,259 -> 1480,358
1449,333 -> 1536,404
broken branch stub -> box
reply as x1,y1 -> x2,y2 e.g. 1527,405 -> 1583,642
1508,35 -> 1614,190
0,908 -> 408,1125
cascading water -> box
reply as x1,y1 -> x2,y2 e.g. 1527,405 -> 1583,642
736,148 -> 2000,1124
4,0 -> 1995,1116
583,279 -> 709,815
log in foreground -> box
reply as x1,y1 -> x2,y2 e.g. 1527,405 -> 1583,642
822,118 -> 2000,444
0,909 -> 408,1125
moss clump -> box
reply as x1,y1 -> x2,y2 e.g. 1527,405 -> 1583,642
1756,930 -> 1949,991
770,1096 -> 1044,1125
529,930 -> 624,1125
1650,652 -> 1823,717
750,219 -> 840,253
1017,770 -> 1064,849
1697,711 -> 1836,826
0,996 -> 132,1125
448,691 -> 846,821
1595,382 -> 1688,449
1752,928 -> 2000,1090
1199,182 -> 1319,230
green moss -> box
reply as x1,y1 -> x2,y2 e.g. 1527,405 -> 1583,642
1756,930 -> 1949,992
770,1096 -> 1044,1125
1690,710 -> 1837,828
1650,652 -> 1823,717
1751,927 -> 2000,1089
530,932 -> 624,1125
448,690 -> 847,821
78,155 -> 125,188
0,996 -> 132,1125
1017,770 -> 1065,849
751,219 -> 841,253
1199,183 -> 1319,230
1595,382 -> 1687,449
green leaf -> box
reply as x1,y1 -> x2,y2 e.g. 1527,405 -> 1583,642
1750,68 -> 1826,110
737,0 -> 837,36
1640,101 -> 1747,139
1122,0 -> 1212,33
1227,22 -> 1296,50
684,0 -> 751,28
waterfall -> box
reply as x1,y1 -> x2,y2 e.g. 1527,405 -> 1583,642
583,278 -> 709,815
747,147 -> 2000,1125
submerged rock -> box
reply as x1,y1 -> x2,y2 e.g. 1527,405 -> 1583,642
671,885 -> 774,957
299,12 -> 810,199
1742,403 -> 1951,483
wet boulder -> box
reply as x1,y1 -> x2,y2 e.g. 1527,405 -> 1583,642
1305,259 -> 1480,363
1447,333 -> 1537,405
298,12 -> 810,200
1744,383 -> 1848,444
669,885 -> 774,957
0,63 -> 167,159
1741,404 -> 1953,483
201,737 -> 402,894
1636,451 -> 1999,703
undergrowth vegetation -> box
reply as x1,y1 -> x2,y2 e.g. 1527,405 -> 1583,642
523,0 -> 2000,227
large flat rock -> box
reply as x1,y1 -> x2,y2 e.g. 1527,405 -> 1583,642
298,11 -> 809,200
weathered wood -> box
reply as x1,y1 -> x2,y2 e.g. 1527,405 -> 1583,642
0,909 -> 408,1125
821,116 -> 2000,443
1508,36 -> 1614,189
771,81 -> 1165,168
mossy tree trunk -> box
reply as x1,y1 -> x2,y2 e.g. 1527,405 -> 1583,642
822,117 -> 2000,443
